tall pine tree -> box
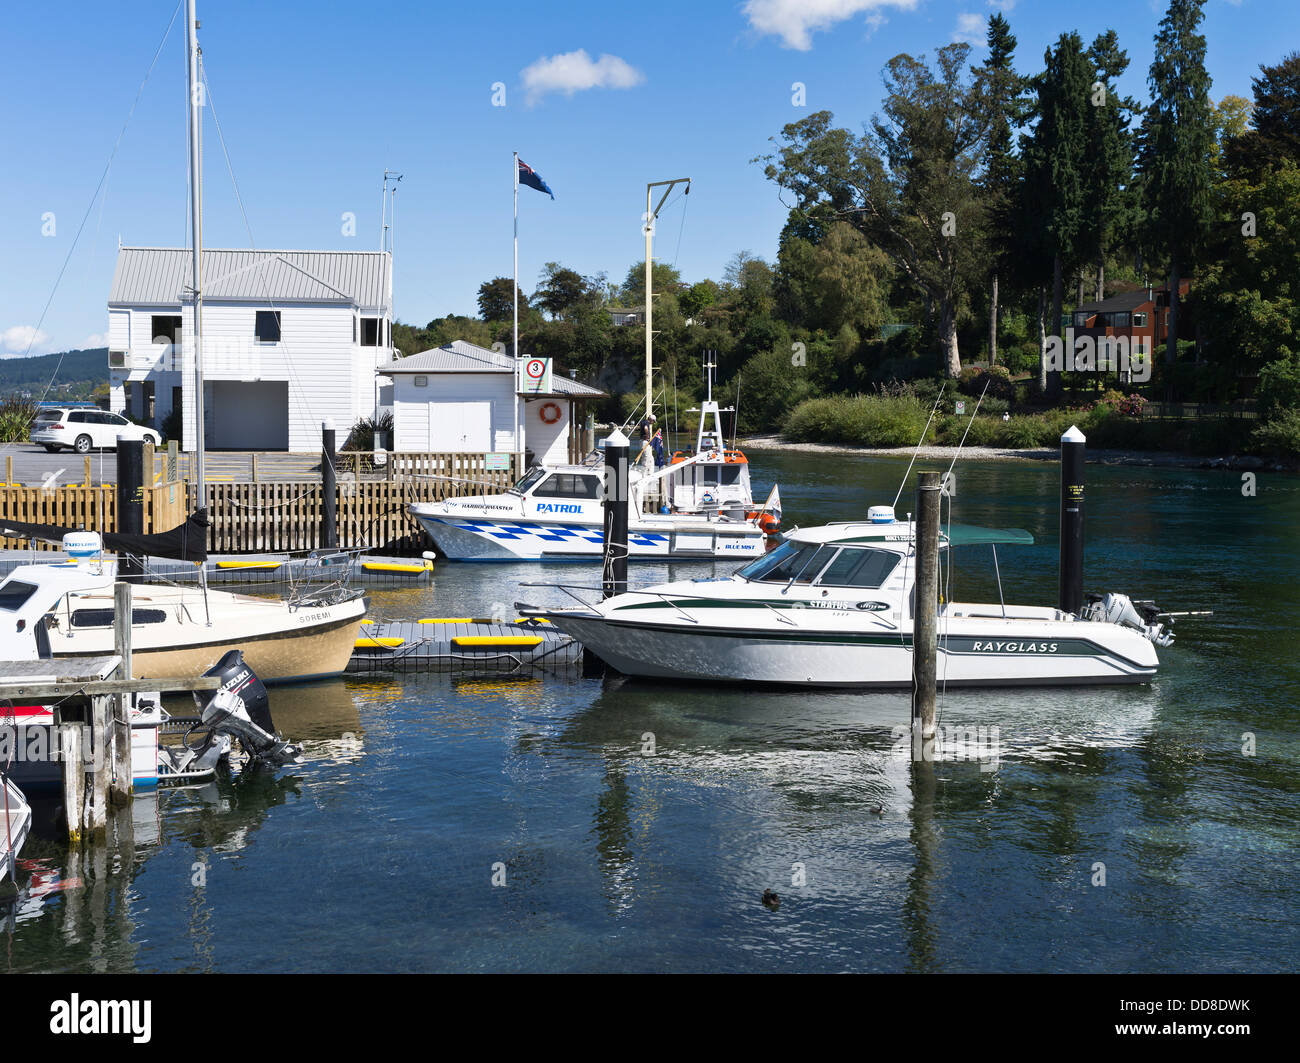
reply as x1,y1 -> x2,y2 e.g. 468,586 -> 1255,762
1138,0 -> 1214,373
1020,32 -> 1092,393
1083,30 -> 1137,302
976,14 -> 1025,366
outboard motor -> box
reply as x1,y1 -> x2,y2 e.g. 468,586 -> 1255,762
1081,592 -> 1175,647
194,650 -> 301,766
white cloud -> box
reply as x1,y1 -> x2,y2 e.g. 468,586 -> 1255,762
864,13 -> 888,38
743,0 -> 916,51
953,13 -> 987,47
987,0 -> 1017,11
0,325 -> 52,356
521,50 -> 645,103
81,333 -> 107,349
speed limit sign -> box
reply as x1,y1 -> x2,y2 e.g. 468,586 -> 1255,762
519,356 -> 552,394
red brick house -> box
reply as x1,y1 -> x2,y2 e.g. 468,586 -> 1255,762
1071,280 -> 1194,351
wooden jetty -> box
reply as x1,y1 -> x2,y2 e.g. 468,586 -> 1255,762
348,619 -> 581,675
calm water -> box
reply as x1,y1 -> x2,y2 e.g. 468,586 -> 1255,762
5,452 -> 1298,972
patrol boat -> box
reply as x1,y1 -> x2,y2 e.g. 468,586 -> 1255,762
526,506 -> 1178,687
410,399 -> 780,561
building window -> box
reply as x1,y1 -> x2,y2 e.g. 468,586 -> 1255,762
361,317 -> 388,346
1133,312 -> 1148,327
1110,311 -> 1131,328
1074,312 -> 1089,328
151,315 -> 182,345
413,375 -> 428,387
255,311 -> 282,342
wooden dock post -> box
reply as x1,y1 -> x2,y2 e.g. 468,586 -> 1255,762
83,455 -> 92,487
4,454 -> 11,485
59,723 -> 86,844
912,470 -> 941,762
110,582 -> 134,805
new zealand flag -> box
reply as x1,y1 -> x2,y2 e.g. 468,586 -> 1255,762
517,158 -> 555,199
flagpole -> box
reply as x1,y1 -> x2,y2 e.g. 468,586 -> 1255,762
513,151 -> 520,472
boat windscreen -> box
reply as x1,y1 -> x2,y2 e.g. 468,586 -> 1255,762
0,580 -> 37,611
511,467 -> 549,495
736,541 -> 834,583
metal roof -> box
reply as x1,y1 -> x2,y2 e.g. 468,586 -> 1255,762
108,247 -> 392,309
379,341 -> 604,396
1077,289 -> 1156,315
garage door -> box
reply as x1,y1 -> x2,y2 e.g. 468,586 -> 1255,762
208,381 -> 289,450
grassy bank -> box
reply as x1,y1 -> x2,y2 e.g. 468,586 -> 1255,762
781,393 -> 1299,459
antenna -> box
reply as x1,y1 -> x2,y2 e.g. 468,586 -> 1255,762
703,349 -> 716,403
380,169 -> 403,253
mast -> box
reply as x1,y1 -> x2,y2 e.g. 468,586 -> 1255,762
186,0 -> 205,506
643,178 -> 690,433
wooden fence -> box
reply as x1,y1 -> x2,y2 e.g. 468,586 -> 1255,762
199,453 -> 521,553
1,450 -> 519,555
0,480 -> 188,550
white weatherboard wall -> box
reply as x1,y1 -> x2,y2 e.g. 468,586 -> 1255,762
392,373 -> 517,452
177,302 -> 365,451
523,398 -> 569,465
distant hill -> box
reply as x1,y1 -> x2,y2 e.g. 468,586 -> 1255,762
0,348 -> 108,400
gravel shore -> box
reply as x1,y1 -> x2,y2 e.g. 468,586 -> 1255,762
738,434 -> 1292,471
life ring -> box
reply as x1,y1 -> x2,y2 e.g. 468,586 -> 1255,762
539,401 -> 562,425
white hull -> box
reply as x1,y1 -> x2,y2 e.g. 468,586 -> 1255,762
546,612 -> 1159,688
45,584 -> 367,683
413,511 -> 766,561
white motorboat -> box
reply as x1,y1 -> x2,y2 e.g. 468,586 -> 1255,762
529,506 -> 1176,688
410,398 -> 780,562
0,534 -> 365,684
1,773 -> 31,884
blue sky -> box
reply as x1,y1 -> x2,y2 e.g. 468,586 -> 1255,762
0,0 -> 1287,359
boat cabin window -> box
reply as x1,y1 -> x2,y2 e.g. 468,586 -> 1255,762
0,580 -> 37,611
816,547 -> 900,589
532,473 -> 601,499
70,608 -> 169,629
699,465 -> 744,487
512,467 -> 549,494
736,541 -> 836,584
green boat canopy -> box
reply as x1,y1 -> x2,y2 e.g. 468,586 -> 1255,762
941,523 -> 1034,547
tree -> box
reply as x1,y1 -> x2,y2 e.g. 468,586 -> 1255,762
1083,30 -> 1137,301
762,44 -> 992,378
1225,52 -> 1300,178
1137,0 -> 1215,371
975,13 -> 1025,366
534,262 -> 598,320
776,221 -> 891,337
1020,32 -> 1092,393
620,261 -> 682,305
476,277 -> 526,322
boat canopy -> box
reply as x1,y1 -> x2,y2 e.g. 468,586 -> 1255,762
787,521 -> 1033,548
941,524 -> 1034,547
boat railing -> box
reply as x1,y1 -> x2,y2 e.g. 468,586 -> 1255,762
286,549 -> 363,608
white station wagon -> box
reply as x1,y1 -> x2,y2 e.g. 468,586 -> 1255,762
30,407 -> 162,454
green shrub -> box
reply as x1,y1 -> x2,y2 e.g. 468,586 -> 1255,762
783,393 -> 930,447
1253,408 -> 1300,457
996,416 -> 1051,448
344,411 -> 395,451
0,394 -> 37,443
1258,356 -> 1300,421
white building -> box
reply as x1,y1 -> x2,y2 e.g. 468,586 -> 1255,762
381,340 -> 602,465
107,247 -> 393,451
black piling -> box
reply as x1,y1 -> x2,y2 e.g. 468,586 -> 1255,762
321,420 -> 338,550
115,438 -> 145,581
1058,425 -> 1086,615
584,429 -> 630,677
